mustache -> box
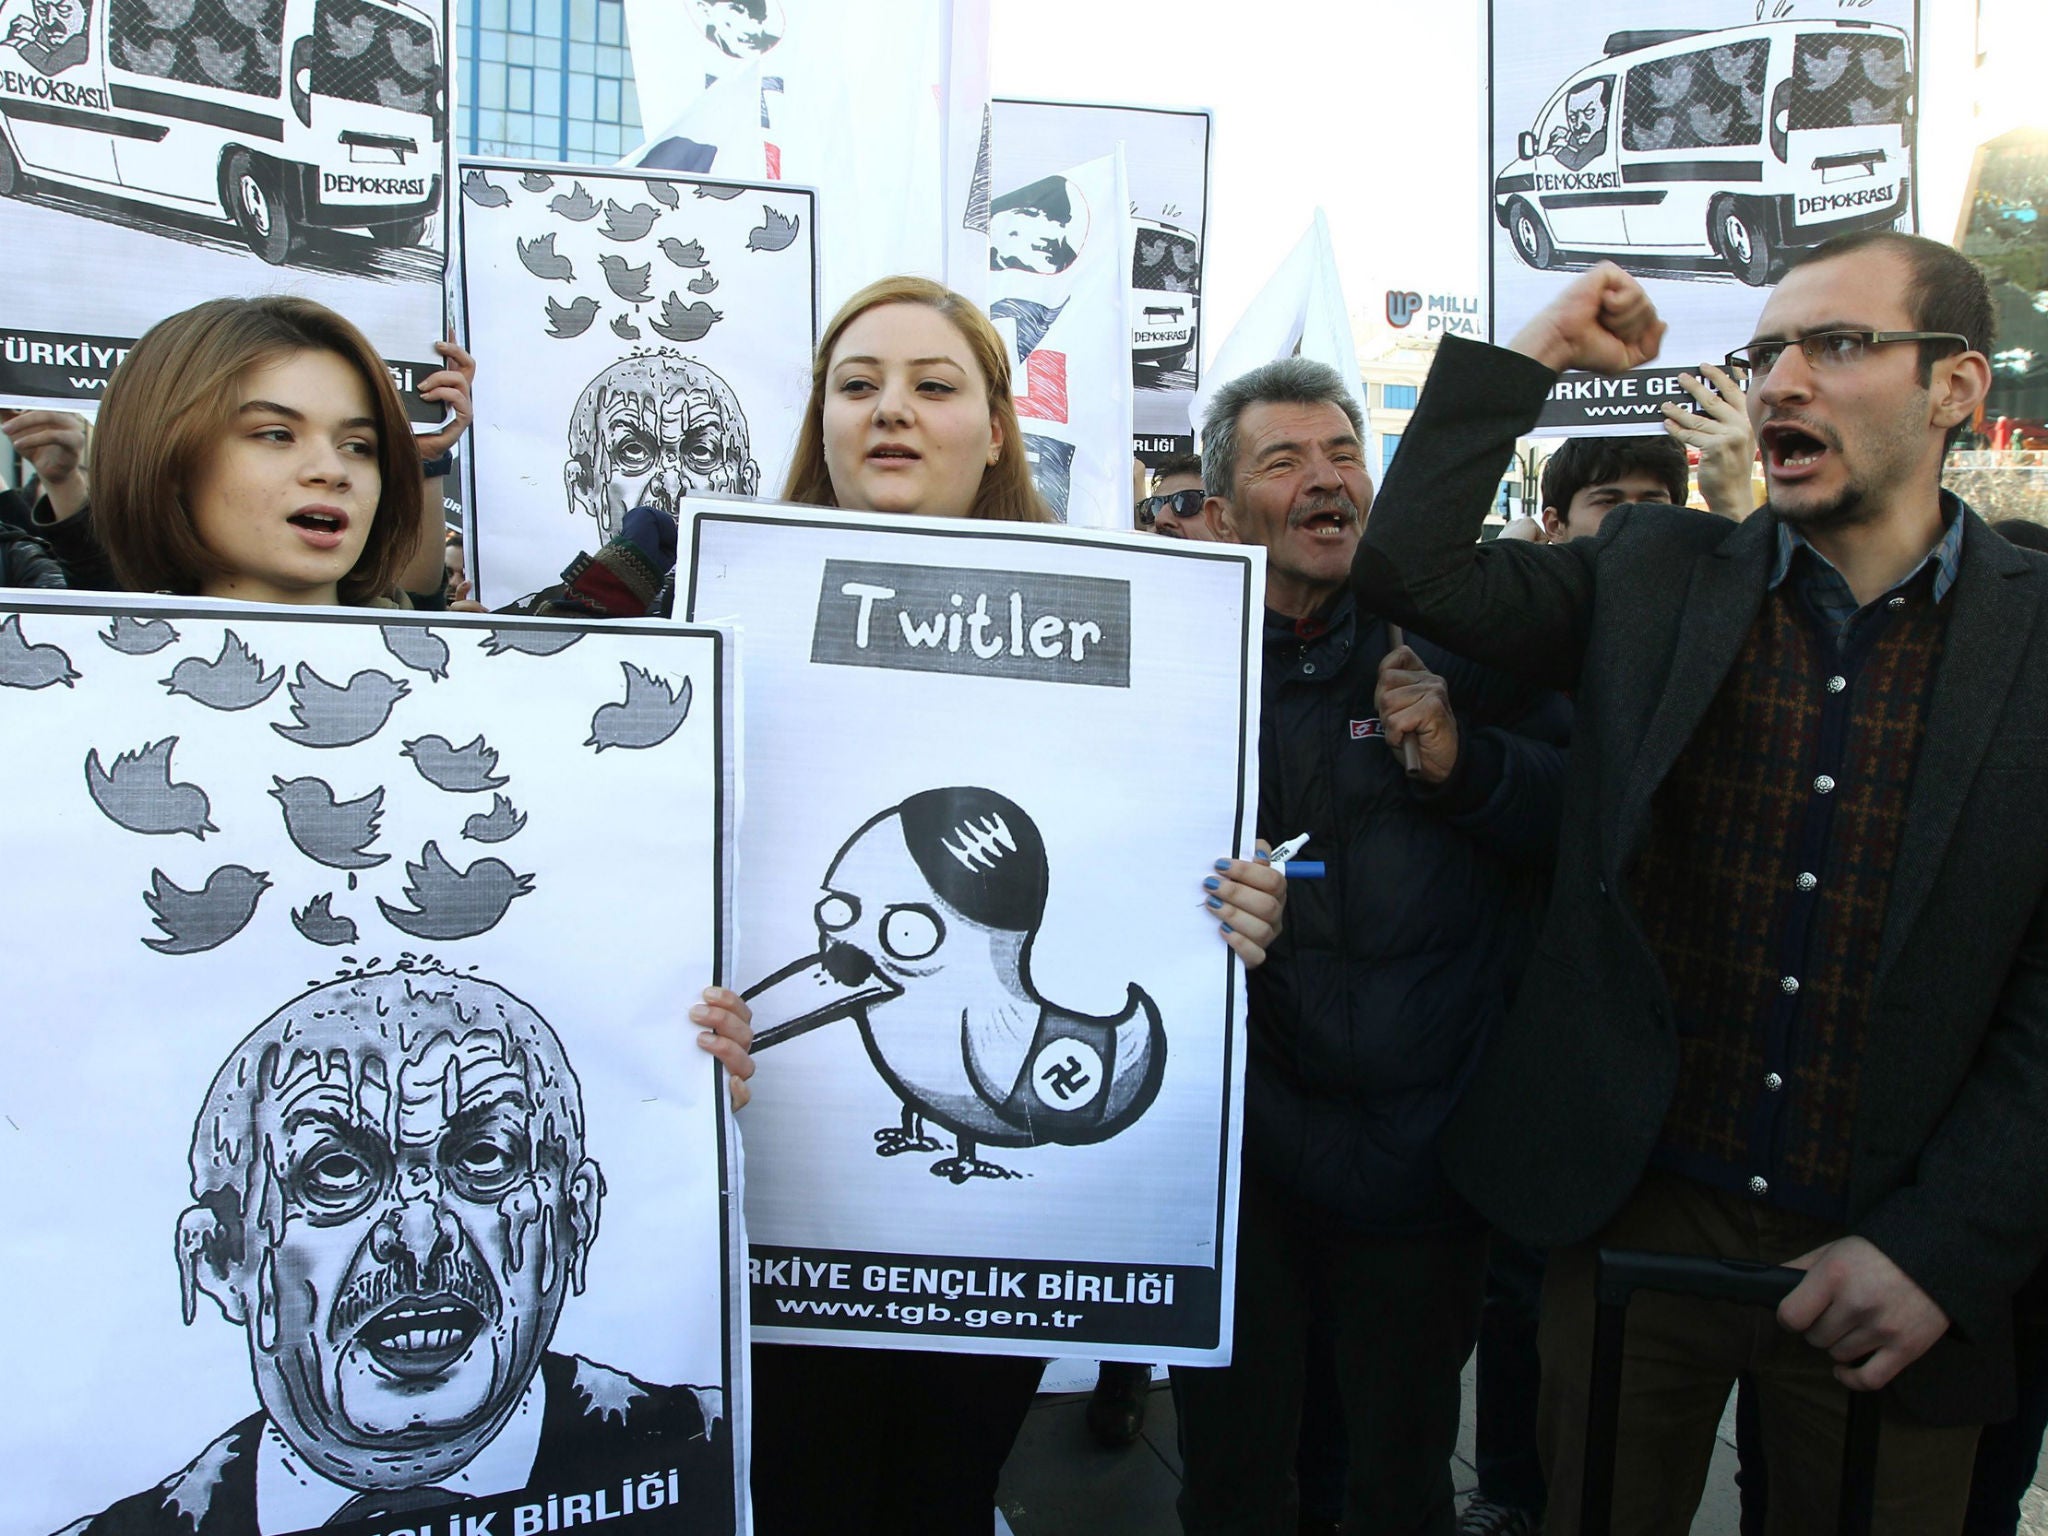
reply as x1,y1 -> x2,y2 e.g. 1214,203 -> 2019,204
1288,494 -> 1362,530
329,1251 -> 497,1341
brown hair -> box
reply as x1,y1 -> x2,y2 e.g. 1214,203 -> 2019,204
95,296 -> 423,603
780,275 -> 1051,523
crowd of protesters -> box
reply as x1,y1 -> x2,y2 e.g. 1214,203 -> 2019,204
7,226 -> 2048,1536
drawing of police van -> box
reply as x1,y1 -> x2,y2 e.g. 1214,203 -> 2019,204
1494,19 -> 1912,286
1132,215 -> 1199,375
0,0 -> 443,264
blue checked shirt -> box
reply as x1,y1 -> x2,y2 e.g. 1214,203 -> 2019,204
1768,492 -> 1965,638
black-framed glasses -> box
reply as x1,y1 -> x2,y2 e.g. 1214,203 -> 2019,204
1723,330 -> 1970,380
1136,488 -> 1205,527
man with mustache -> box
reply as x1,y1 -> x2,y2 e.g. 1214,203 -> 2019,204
1353,234 -> 2027,1532
564,352 -> 760,546
62,965 -> 730,1535
1172,358 -> 1570,1534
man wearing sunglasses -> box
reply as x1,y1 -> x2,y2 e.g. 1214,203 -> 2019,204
1135,454 -> 1213,540
1354,231 -> 2040,1534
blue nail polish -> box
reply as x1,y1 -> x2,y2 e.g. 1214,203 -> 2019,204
1221,923 -> 1235,934
1214,858 -> 1231,872
1203,876 -> 1221,891
1253,850 -> 1271,863
1206,895 -> 1223,910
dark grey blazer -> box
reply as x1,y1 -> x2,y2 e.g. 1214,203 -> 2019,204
1353,335 -> 2048,1424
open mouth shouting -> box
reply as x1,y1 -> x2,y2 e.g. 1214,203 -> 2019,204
1289,500 -> 1359,540
355,1296 -> 487,1378
288,505 -> 351,550
1759,420 -> 1840,484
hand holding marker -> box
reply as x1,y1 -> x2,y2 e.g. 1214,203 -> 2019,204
1270,832 -> 1324,881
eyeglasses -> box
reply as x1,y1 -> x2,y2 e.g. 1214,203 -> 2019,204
1136,488 -> 1206,528
1723,330 -> 1970,380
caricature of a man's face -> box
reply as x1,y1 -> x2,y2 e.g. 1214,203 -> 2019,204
31,0 -> 84,46
694,0 -> 779,59
565,354 -> 759,540
179,972 -> 599,1491
1563,80 -> 1608,146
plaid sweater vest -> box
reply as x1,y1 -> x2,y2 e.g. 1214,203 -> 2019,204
1626,577 -> 1944,1220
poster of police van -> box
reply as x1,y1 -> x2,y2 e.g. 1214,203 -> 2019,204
0,0 -> 453,411
991,98 -> 1211,462
0,594 -> 746,1534
1487,0 -> 1923,432
681,503 -> 1259,1362
455,158 -> 817,610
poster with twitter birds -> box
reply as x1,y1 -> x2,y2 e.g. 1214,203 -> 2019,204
0,594 -> 751,1535
456,158 -> 818,609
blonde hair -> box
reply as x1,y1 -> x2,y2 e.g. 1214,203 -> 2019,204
95,296 -> 422,603
781,275 -> 1051,523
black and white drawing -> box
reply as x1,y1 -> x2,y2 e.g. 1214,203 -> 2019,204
1487,0 -> 1922,432
0,0 -> 451,406
682,505 -> 1258,1361
746,787 -> 1165,1184
990,99 -> 1212,456
457,159 -> 815,608
563,352 -> 760,544
55,965 -> 729,1534
0,596 -> 743,1533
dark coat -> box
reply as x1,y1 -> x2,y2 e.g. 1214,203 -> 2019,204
0,521 -> 68,588
1247,591 -> 1568,1233
1353,333 -> 2048,1424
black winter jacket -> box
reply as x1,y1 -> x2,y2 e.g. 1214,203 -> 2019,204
0,522 -> 68,588
1247,592 -> 1568,1232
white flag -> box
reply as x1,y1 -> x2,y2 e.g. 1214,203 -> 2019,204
1189,209 -> 1367,445
621,0 -> 990,308
623,61 -> 770,184
986,150 -> 1134,530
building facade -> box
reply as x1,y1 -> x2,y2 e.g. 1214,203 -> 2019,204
458,0 -> 642,163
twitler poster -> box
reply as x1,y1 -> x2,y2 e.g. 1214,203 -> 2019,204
1486,0 -> 1922,432
0,0 -> 453,411
682,504 -> 1261,1363
0,597 -> 745,1534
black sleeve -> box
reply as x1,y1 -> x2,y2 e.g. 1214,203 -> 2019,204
1353,335 -> 1603,693
30,500 -> 118,591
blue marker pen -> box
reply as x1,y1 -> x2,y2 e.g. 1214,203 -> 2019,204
1269,833 -> 1325,881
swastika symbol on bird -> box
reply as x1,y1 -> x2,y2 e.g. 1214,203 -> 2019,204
1033,1039 -> 1103,1111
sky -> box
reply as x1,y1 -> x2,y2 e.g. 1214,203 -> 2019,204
987,0 -> 2041,362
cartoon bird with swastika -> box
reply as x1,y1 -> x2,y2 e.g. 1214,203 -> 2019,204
744,786 -> 1164,1182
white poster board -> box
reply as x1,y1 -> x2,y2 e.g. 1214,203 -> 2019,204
991,98 -> 1212,459
0,0 -> 453,412
1486,0 -> 1923,432
0,596 -> 745,1534
681,503 -> 1260,1363
456,158 -> 817,609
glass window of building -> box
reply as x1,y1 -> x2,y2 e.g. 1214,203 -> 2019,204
460,0 -> 641,162
1380,383 -> 1418,411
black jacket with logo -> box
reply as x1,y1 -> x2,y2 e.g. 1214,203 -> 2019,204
1248,593 -> 1568,1232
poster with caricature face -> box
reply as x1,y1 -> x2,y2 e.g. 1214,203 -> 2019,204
682,503 -> 1261,1362
456,159 -> 816,609
1488,0 -> 1923,432
991,98 -> 1212,461
0,595 -> 744,1534
0,0 -> 452,412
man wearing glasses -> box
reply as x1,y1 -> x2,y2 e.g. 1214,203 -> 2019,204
1135,453 -> 1213,539
1354,231 -> 2041,1533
